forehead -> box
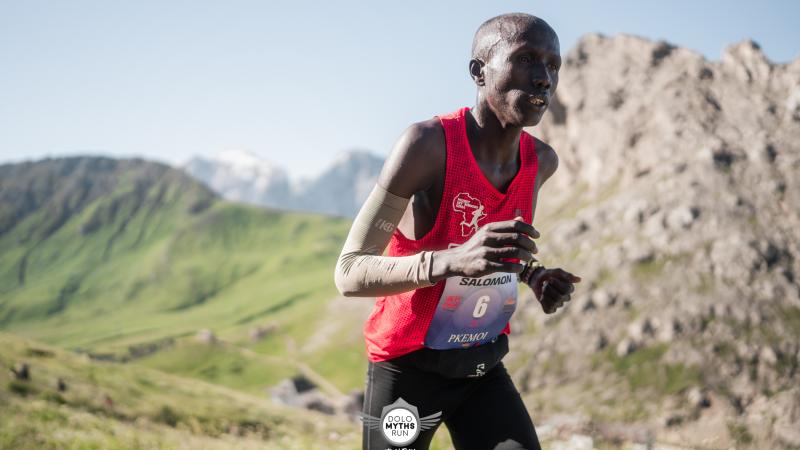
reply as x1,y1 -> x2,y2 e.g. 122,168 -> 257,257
503,25 -> 560,57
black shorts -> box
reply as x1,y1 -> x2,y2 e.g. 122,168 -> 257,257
362,334 -> 542,450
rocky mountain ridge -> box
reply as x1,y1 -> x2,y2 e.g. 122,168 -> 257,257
504,33 -> 800,448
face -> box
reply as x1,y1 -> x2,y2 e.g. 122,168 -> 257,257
476,25 -> 561,127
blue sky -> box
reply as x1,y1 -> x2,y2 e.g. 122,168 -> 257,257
1,1 -> 798,178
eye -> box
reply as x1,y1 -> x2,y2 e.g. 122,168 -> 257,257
548,63 -> 560,71
519,55 -> 531,64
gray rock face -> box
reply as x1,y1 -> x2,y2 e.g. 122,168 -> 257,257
270,376 -> 365,421
270,375 -> 337,416
511,33 -> 800,449
195,328 -> 217,344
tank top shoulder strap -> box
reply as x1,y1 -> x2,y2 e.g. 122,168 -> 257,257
437,106 -> 469,195
388,108 -> 467,252
521,130 -> 538,185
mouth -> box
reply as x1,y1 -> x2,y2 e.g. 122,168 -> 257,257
527,94 -> 548,108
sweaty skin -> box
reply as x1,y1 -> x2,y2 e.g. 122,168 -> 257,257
336,13 -> 580,313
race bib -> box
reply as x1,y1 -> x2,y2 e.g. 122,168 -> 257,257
423,272 -> 518,349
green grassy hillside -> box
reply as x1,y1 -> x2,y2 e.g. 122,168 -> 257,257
0,157 -> 368,395
0,332 -> 360,449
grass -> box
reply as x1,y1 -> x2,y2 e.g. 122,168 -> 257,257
7,380 -> 37,396
594,267 -> 615,286
693,271 -> 715,294
136,340 -> 296,394
630,258 -> 666,280
0,175 -> 372,394
602,343 -> 703,397
581,343 -> 704,424
0,332 -> 361,449
727,422 -> 754,445
542,177 -> 621,227
780,306 -> 800,337
0,160 -> 380,447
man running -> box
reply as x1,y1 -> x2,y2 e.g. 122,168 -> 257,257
335,12 -> 581,450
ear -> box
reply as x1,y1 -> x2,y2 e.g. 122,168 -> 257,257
469,59 -> 485,86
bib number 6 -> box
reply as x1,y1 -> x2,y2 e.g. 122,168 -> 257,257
472,295 -> 490,318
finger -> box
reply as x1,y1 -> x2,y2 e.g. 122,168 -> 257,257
543,288 -> 570,304
552,268 -> 582,283
542,288 -> 566,305
486,246 -> 533,263
511,218 -> 541,239
485,232 -> 534,249
545,278 -> 572,296
543,293 -> 566,308
540,279 -> 550,293
485,232 -> 538,254
545,278 -> 569,297
487,261 -> 526,274
488,219 -> 540,239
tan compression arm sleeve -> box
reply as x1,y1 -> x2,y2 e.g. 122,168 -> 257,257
334,184 -> 437,297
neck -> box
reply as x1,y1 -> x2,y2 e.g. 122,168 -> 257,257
467,98 -> 523,165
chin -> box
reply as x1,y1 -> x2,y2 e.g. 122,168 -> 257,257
524,114 -> 544,127
493,100 -> 545,127
515,109 -> 545,127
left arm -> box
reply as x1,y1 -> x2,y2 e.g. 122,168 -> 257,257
522,139 -> 582,314
530,138 -> 558,224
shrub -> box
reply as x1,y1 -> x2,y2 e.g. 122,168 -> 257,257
153,405 -> 181,427
8,380 -> 36,397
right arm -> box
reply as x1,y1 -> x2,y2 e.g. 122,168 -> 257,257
333,119 -> 539,297
334,120 -> 443,297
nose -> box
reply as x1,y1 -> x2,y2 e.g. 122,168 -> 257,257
531,63 -> 551,91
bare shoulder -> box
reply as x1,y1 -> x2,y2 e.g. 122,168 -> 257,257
533,136 -> 559,186
377,117 -> 446,198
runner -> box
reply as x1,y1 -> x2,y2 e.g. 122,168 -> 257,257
335,13 -> 581,450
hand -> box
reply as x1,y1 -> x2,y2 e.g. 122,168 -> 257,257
528,268 -> 581,314
438,216 -> 539,279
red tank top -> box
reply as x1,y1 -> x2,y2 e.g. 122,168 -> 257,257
363,107 -> 538,362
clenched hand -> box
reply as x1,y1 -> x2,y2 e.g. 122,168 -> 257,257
439,216 -> 539,279
527,268 -> 581,314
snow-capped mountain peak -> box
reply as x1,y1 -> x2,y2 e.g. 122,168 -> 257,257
182,149 -> 385,217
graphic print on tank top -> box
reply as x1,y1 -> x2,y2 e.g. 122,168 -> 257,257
453,192 -> 487,237
423,190 -> 519,349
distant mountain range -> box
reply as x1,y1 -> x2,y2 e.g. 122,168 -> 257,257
182,149 -> 384,218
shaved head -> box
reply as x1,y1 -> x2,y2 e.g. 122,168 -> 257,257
468,13 -> 561,127
471,13 -> 557,62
